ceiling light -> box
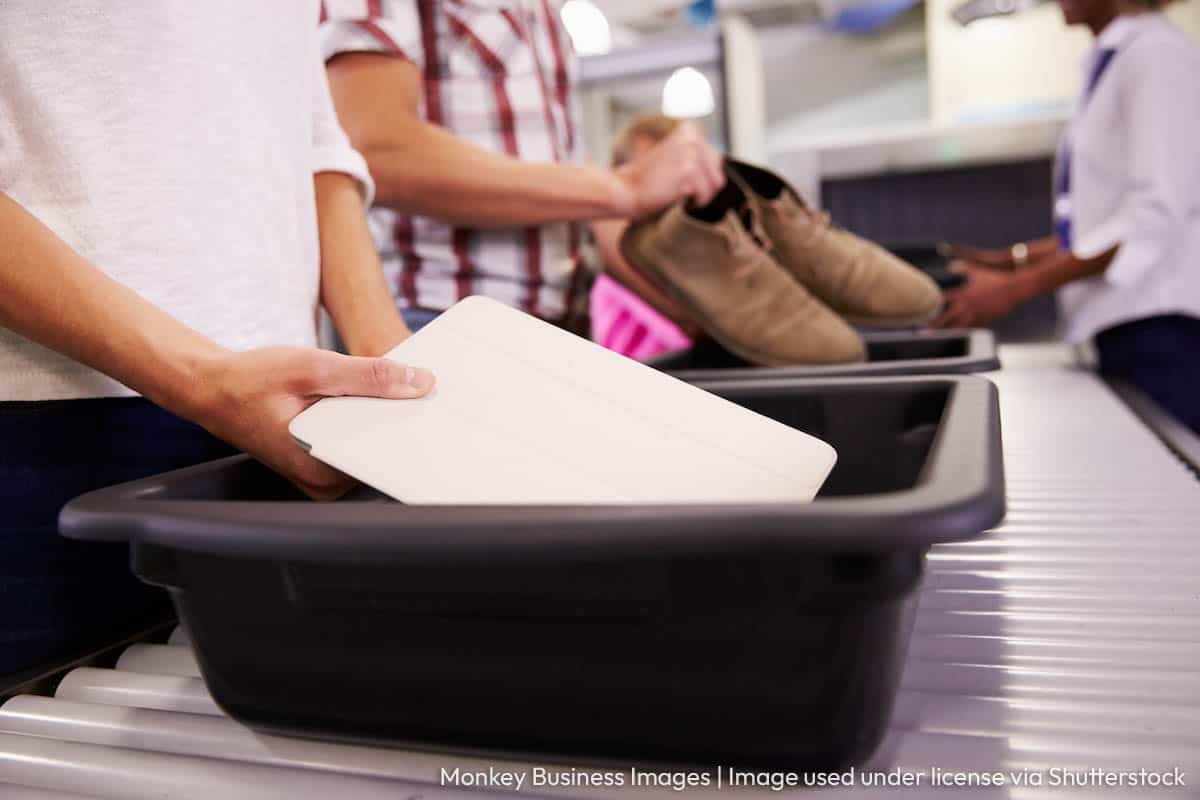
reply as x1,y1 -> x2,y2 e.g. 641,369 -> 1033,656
661,67 -> 715,118
560,0 -> 613,56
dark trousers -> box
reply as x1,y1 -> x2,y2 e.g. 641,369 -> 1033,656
1095,314 -> 1200,434
1,398 -> 234,677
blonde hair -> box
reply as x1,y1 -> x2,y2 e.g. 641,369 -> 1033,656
610,114 -> 684,167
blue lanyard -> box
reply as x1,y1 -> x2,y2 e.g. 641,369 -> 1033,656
1054,48 -> 1118,250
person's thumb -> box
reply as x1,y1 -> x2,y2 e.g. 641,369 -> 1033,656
312,352 -> 435,399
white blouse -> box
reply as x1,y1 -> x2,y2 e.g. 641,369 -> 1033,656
1056,12 -> 1200,342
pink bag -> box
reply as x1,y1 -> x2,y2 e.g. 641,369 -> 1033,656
589,273 -> 692,361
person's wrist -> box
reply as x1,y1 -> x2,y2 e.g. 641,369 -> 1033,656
343,318 -> 409,358
1009,242 -> 1029,270
1009,268 -> 1038,305
166,342 -> 233,426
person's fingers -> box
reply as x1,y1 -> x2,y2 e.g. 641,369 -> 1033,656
642,133 -> 723,210
673,169 -> 700,206
676,121 -> 703,143
694,148 -> 724,197
687,165 -> 714,206
303,351 -> 435,399
948,243 -> 995,264
955,259 -> 1009,276
695,149 -> 724,204
662,124 -> 695,156
633,136 -> 675,183
928,310 -> 954,330
691,175 -> 717,207
700,151 -> 720,191
943,243 -> 973,260
937,307 -> 972,330
929,298 -> 968,329
698,141 -> 725,189
291,456 -> 356,501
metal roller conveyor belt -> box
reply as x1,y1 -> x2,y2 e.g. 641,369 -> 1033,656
0,344 -> 1197,799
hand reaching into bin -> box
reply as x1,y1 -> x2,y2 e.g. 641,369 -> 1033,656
193,347 -> 435,500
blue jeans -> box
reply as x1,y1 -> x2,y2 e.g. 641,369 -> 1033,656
0,398 -> 235,677
401,307 -> 441,333
1095,314 -> 1200,434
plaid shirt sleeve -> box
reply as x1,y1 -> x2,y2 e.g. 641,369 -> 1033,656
319,0 -> 424,68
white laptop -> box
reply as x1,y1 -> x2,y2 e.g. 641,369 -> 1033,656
289,296 -> 836,505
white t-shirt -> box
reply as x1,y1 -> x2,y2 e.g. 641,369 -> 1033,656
1057,12 -> 1200,342
0,1 -> 373,401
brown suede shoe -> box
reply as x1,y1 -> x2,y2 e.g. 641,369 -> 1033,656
620,183 -> 864,366
725,159 -> 942,328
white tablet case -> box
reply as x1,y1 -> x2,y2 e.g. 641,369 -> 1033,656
289,296 -> 836,505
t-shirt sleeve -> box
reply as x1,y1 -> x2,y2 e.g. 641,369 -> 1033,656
310,49 -> 375,205
319,0 -> 424,69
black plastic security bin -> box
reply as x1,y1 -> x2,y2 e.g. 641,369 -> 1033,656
646,329 -> 999,383
60,375 -> 1004,770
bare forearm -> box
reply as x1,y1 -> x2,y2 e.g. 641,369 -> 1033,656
315,172 -> 410,357
327,54 -> 720,229
954,236 -> 1062,269
0,193 -> 222,415
362,123 -> 632,227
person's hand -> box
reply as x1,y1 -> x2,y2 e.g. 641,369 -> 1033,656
191,347 -> 435,500
930,264 -> 1026,329
615,122 -> 725,217
941,243 -> 1014,270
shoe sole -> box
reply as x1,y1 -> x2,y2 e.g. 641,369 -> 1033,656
619,224 -> 863,368
841,304 -> 942,329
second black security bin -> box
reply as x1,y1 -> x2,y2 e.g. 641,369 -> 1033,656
60,375 -> 1004,770
647,329 -> 999,382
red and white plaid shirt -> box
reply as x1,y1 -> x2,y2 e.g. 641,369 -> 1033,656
320,0 -> 585,320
